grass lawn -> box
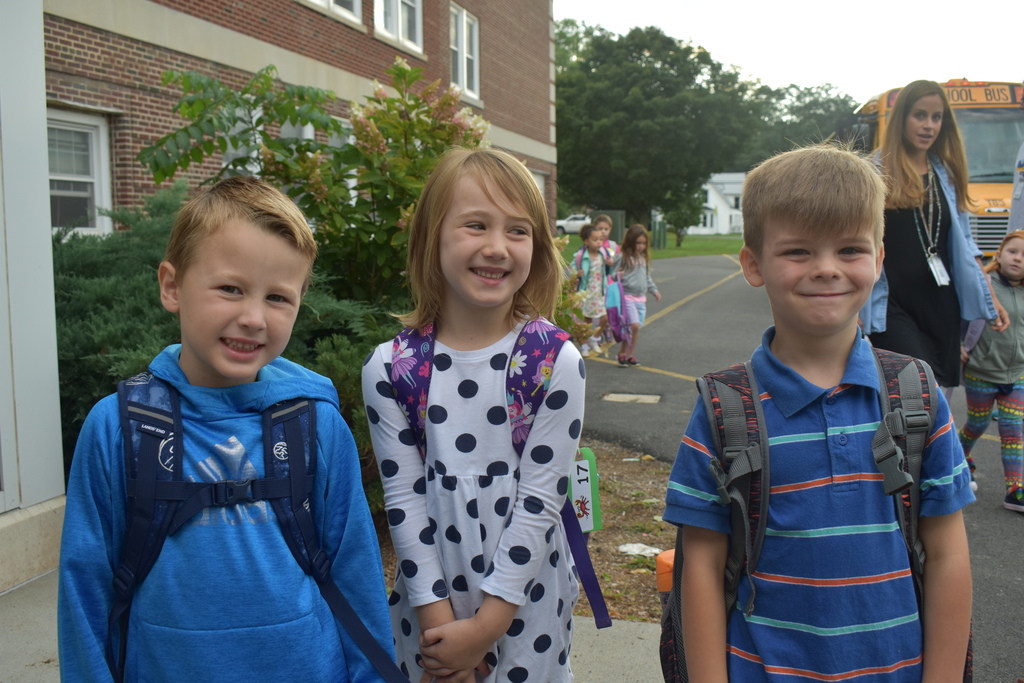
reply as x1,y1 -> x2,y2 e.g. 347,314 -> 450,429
558,233 -> 743,262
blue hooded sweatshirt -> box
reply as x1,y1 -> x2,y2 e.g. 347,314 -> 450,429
58,345 -> 393,682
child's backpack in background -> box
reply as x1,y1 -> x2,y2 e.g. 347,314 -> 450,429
659,348 -> 973,682
605,274 -> 632,344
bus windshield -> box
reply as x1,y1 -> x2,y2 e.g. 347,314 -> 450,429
956,108 -> 1024,184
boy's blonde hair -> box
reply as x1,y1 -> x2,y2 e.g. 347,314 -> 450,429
742,144 -> 886,254
165,175 -> 318,288
400,147 -> 563,331
985,230 -> 1024,274
882,80 -> 970,212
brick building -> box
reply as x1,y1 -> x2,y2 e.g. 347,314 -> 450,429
44,0 -> 558,232
0,0 -> 557,592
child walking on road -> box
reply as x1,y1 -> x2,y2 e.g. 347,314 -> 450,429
574,223 -> 610,356
959,229 -> 1024,512
362,147 -> 586,682
614,224 -> 660,366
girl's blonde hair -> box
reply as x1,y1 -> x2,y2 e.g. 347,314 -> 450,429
620,224 -> 651,269
881,80 -> 970,211
399,147 -> 563,330
985,230 -> 1024,274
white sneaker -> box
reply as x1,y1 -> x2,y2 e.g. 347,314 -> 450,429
589,335 -> 603,349
580,342 -> 591,357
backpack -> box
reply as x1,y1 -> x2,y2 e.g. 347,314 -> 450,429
389,319 -> 612,628
604,274 -> 632,345
108,372 -> 407,683
659,347 -> 973,682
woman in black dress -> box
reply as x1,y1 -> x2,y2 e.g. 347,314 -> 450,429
861,80 -> 1007,391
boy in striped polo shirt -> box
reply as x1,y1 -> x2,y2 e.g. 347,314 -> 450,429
664,145 -> 974,682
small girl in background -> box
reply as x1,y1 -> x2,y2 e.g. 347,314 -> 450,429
362,147 -> 586,681
574,223 -> 610,357
613,224 -> 661,366
959,229 -> 1024,512
593,214 -> 619,262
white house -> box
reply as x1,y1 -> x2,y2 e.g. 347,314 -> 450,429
687,172 -> 745,236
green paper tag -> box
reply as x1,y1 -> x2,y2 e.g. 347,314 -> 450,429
568,447 -> 602,532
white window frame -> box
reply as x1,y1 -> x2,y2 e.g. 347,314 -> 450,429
46,108 -> 112,234
299,0 -> 362,25
449,5 -> 479,99
374,0 -> 422,53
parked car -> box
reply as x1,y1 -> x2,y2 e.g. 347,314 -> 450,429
555,213 -> 588,234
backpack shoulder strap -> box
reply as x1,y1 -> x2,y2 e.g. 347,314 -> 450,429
390,323 -> 434,459
510,319 -> 566,454
870,347 -> 936,596
697,361 -> 769,616
109,372 -> 183,681
263,398 -> 407,683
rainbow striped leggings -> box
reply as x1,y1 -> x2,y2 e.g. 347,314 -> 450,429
958,372 -> 1024,492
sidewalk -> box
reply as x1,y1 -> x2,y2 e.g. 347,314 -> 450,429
0,570 -> 663,682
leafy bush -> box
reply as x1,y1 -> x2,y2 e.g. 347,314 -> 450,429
139,58 -> 489,306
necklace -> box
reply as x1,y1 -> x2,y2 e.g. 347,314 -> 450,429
913,162 -> 950,286
912,162 -> 942,256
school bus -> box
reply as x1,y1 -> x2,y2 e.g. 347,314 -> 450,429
846,80 -> 1024,254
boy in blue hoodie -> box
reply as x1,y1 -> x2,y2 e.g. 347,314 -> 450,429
58,176 -> 393,681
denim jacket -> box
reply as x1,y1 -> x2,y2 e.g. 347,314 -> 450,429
860,154 -> 996,333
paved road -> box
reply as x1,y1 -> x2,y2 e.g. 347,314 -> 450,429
583,254 -> 1024,681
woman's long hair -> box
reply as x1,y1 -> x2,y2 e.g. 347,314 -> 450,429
881,80 -> 970,211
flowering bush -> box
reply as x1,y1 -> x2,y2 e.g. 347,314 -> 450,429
139,58 -> 489,305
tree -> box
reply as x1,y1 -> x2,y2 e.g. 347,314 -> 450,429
728,83 -> 858,171
556,25 -> 764,225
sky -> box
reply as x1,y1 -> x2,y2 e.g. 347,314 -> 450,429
553,0 -> 1021,105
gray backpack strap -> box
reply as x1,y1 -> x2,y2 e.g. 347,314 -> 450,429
699,360 -> 770,616
870,349 -> 936,590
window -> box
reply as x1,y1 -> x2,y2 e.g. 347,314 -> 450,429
375,0 -> 422,52
46,109 -> 112,233
450,5 -> 479,98
222,106 -> 263,175
302,0 -> 362,24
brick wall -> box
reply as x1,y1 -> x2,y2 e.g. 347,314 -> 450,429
43,0 -> 556,217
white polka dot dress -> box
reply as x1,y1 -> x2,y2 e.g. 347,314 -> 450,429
362,324 -> 586,682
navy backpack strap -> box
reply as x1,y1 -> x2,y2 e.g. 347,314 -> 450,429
263,398 -> 407,683
698,361 -> 769,616
109,373 -> 183,682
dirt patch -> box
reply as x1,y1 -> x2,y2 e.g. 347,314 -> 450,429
376,438 -> 674,624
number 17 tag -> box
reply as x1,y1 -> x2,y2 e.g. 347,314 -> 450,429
568,447 -> 602,532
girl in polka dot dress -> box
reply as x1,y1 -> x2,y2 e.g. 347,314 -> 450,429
362,147 -> 585,682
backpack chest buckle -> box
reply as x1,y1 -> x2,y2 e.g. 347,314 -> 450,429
212,479 -> 254,506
